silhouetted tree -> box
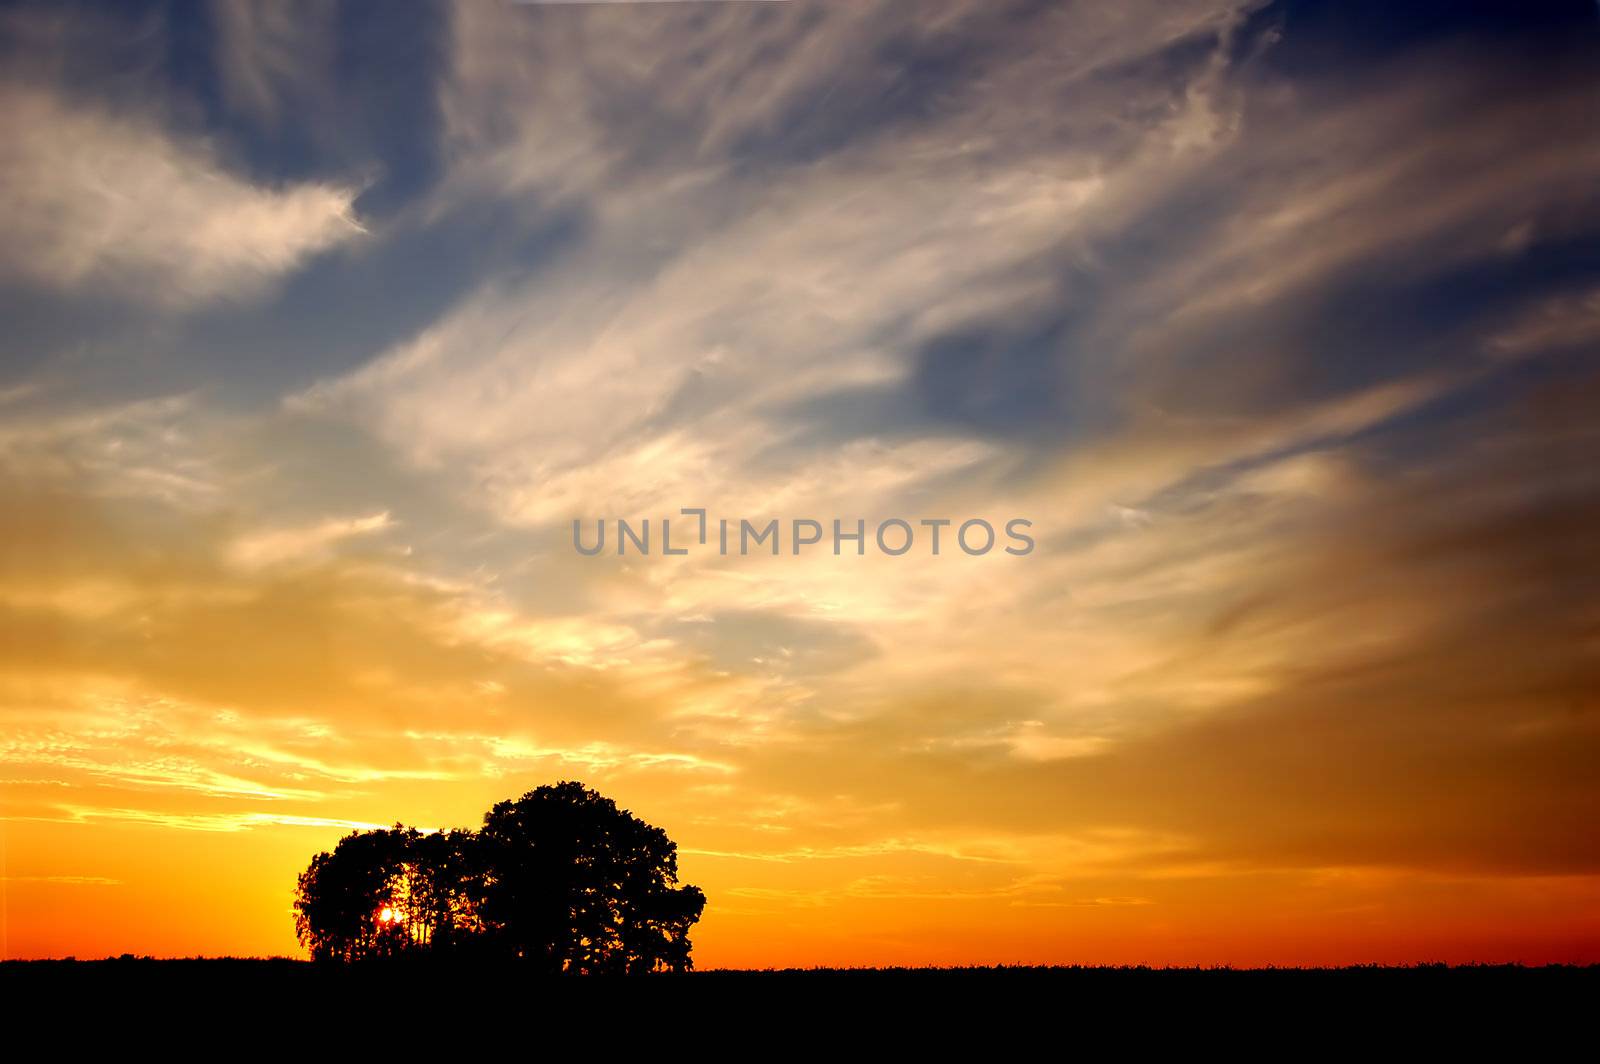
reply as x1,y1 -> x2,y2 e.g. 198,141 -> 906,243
408,828 -> 489,953
477,781 -> 706,973
293,826 -> 417,962
292,783 -> 705,972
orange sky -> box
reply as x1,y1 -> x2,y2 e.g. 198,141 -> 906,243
3,1 -> 1599,966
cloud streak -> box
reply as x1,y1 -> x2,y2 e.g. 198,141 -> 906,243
0,81 -> 363,307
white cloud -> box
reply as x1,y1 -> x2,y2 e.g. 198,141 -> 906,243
294,0 -> 1258,536
0,81 -> 364,307
228,511 -> 395,569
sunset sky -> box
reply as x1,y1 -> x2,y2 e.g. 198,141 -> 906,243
2,0 -> 1598,967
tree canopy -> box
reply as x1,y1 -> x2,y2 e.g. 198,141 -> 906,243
293,782 -> 706,972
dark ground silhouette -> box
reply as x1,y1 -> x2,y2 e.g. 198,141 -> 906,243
6,959 -> 1592,1045
5,956 -> 1594,1021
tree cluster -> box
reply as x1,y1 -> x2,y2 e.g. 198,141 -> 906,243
293,782 -> 706,973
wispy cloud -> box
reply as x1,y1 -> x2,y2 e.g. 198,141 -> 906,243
227,511 -> 395,569
0,81 -> 363,307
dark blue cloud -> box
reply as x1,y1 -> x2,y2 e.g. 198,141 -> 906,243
848,3 -> 1600,452
167,0 -> 452,217
1247,0 -> 1600,78
0,0 -> 451,217
175,199 -> 587,405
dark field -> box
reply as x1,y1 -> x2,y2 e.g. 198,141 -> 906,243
7,956 -> 1594,987
7,958 -> 1593,1039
